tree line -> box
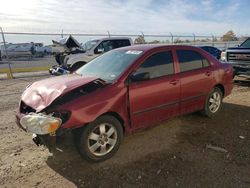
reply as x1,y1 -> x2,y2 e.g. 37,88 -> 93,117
134,30 -> 248,44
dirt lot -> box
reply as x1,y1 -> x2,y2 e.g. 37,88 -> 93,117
0,76 -> 250,188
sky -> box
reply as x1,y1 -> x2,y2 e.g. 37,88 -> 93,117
0,0 -> 249,43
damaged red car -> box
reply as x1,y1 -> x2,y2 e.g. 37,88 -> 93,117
16,45 -> 234,162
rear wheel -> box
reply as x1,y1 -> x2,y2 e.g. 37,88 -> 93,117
76,115 -> 123,162
201,87 -> 223,118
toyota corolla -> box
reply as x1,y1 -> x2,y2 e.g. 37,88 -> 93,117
16,45 -> 234,162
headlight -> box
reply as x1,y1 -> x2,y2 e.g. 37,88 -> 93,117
20,113 -> 62,135
221,51 -> 226,61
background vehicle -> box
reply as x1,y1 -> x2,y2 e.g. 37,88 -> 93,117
34,43 -> 52,57
0,43 -> 32,59
0,42 -> 51,59
16,45 -> 233,162
51,35 -> 84,65
64,37 -> 133,72
221,37 -> 250,76
200,46 -> 221,60
49,37 -> 133,75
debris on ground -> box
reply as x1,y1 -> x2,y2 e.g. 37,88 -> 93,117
239,136 -> 245,139
206,144 -> 228,153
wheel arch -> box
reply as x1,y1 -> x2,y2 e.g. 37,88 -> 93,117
99,111 -> 125,133
214,84 -> 225,97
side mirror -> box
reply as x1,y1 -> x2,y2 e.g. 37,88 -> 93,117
97,48 -> 104,53
130,72 -> 150,82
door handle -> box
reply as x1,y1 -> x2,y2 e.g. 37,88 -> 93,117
169,79 -> 179,85
205,71 -> 211,76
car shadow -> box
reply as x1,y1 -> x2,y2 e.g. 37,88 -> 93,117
46,102 -> 250,187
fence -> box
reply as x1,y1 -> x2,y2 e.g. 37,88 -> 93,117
1,30 -> 243,48
0,28 -> 247,79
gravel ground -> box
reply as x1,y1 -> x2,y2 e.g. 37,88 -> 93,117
0,76 -> 249,188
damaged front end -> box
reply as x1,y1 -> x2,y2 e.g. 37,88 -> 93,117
18,112 -> 63,150
16,75 -> 107,150
17,105 -> 72,150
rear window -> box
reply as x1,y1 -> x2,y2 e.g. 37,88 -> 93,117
177,50 -> 210,72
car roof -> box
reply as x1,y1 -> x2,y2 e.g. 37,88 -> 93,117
97,37 -> 132,41
115,44 -> 200,52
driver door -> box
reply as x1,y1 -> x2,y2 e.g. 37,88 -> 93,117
129,50 -> 180,129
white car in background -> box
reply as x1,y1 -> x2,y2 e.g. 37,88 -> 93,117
64,37 -> 133,71
0,42 -> 51,59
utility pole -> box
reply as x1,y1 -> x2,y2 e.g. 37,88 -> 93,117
107,31 -> 111,38
0,27 -> 13,79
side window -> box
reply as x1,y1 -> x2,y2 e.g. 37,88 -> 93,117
177,50 -> 210,72
113,40 -> 131,48
136,51 -> 174,79
202,58 -> 210,67
94,40 -> 114,54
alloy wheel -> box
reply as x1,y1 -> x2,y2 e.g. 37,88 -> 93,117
208,91 -> 221,113
87,123 -> 117,156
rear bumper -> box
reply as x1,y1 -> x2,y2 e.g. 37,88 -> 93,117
224,82 -> 234,97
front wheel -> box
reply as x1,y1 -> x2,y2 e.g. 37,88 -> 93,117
201,87 -> 223,118
76,115 -> 123,162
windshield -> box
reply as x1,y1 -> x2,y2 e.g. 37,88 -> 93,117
76,49 -> 143,82
83,40 -> 99,51
240,38 -> 250,48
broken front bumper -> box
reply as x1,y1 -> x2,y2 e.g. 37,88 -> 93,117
32,133 -> 57,151
16,112 -> 62,150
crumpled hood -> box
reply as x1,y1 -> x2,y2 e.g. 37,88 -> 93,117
21,74 -> 98,112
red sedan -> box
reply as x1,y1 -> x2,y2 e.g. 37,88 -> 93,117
16,45 -> 234,162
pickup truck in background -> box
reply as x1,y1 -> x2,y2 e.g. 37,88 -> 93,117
221,38 -> 250,76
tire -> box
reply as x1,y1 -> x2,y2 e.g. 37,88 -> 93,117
70,62 -> 86,72
75,115 -> 123,162
201,87 -> 223,118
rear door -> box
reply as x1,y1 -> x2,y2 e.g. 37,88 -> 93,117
129,50 -> 180,129
175,48 -> 214,114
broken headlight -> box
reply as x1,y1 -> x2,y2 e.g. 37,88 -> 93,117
20,113 -> 62,135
